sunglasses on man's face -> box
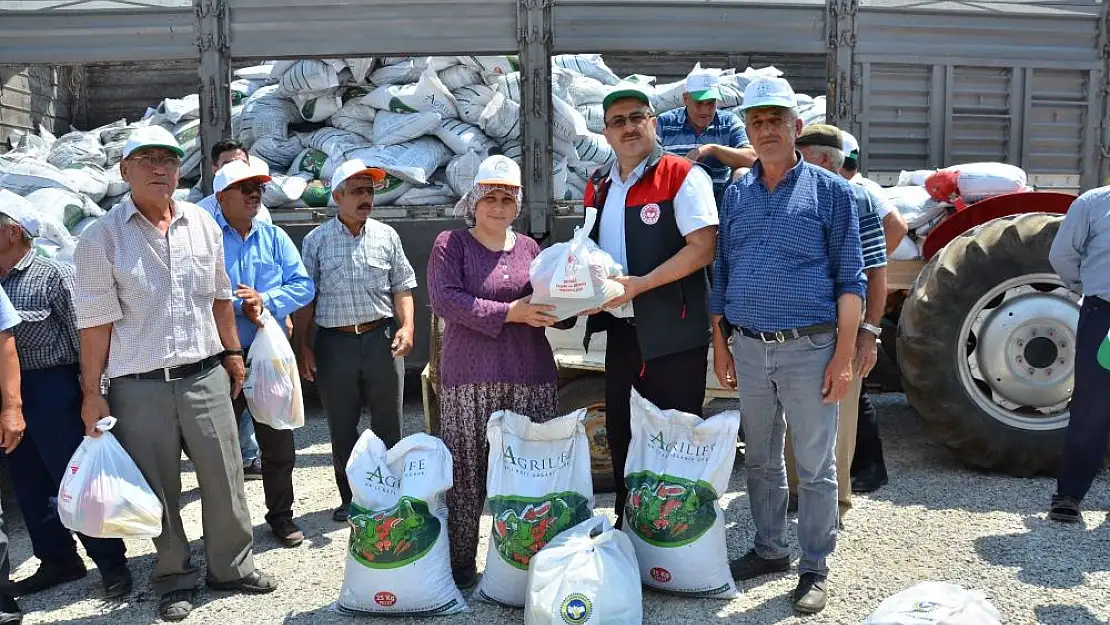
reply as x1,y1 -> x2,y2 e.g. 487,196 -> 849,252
604,112 -> 653,130
230,180 -> 268,194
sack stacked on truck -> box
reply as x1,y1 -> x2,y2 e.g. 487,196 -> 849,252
476,408 -> 594,607
623,389 -> 742,599
336,431 -> 468,616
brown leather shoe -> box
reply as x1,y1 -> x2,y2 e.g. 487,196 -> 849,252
272,520 -> 305,548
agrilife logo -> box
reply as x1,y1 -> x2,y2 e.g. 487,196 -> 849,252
560,593 -> 592,624
650,567 -> 671,583
374,591 -> 397,607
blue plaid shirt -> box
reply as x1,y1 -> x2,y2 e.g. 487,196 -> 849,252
711,156 -> 866,333
656,108 -> 750,204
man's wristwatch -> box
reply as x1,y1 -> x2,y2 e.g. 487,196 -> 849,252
860,322 -> 882,338
222,349 -> 245,359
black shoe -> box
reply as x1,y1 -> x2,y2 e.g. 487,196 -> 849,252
333,504 -> 350,523
12,561 -> 87,596
452,565 -> 478,590
207,569 -> 278,594
729,549 -> 791,581
793,573 -> 828,614
101,565 -> 133,599
271,520 -> 305,548
159,589 -> 196,622
0,594 -> 21,625
851,465 -> 888,493
243,458 -> 263,481
1048,495 -> 1082,524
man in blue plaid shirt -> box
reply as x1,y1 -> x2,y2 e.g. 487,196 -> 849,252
711,78 -> 864,615
656,69 -> 757,206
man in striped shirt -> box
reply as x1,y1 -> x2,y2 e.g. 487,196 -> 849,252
655,69 -> 757,206
785,124 -> 888,516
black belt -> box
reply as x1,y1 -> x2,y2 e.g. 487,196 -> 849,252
122,354 -> 223,382
738,323 -> 837,344
325,318 -> 392,335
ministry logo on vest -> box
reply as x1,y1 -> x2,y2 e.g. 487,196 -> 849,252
640,203 -> 661,225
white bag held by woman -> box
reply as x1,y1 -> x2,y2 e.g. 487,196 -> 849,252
336,431 -> 468,616
476,409 -> 595,607
862,582 -> 1002,625
529,206 -> 624,321
525,516 -> 642,625
622,390 -> 742,599
244,310 -> 304,430
57,417 -> 163,539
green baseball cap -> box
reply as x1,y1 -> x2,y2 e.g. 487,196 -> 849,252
685,69 -> 722,102
602,81 -> 653,112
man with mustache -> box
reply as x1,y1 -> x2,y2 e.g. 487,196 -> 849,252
295,159 -> 417,524
73,126 -> 277,622
711,78 -> 864,614
656,68 -> 757,206
211,159 -> 315,548
199,139 -> 273,482
581,82 -> 719,529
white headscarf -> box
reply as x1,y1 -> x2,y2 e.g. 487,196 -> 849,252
452,182 -> 523,228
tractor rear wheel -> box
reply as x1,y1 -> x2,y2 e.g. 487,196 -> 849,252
897,213 -> 1079,476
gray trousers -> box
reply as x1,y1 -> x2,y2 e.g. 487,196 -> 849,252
315,325 -> 404,505
108,364 -> 255,595
731,331 -> 840,578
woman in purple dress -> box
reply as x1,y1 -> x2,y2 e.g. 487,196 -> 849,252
426,155 -> 560,588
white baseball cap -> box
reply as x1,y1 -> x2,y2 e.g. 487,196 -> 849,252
329,158 -> 387,193
122,125 -> 184,160
474,155 -> 521,187
738,77 -> 798,113
685,69 -> 722,102
842,131 -> 860,160
0,189 -> 41,238
214,159 -> 272,193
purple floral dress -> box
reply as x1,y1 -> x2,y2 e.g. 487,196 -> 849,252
426,229 -> 559,575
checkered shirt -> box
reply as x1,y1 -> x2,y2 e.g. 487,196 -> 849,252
301,217 -> 418,328
1,250 -> 80,370
73,197 -> 233,378
656,108 -> 751,202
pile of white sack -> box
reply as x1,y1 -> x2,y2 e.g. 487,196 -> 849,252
882,162 -> 1031,260
1,54 -> 826,255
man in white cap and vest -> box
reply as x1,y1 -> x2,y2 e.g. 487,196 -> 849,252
577,81 -> 719,529
73,125 -> 277,622
295,159 -> 417,524
656,68 -> 757,206
211,159 -> 315,547
712,77 -> 864,614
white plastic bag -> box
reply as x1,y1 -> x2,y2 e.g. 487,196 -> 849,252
57,417 -> 163,539
475,409 -> 594,608
529,207 -> 625,321
336,431 -> 468,616
623,390 -> 742,599
862,582 -> 1002,625
524,516 -> 642,625
244,311 -> 304,430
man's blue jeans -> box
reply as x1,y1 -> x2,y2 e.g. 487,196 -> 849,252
239,407 -> 260,466
732,331 -> 840,578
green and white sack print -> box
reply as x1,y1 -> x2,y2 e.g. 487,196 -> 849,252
476,409 -> 594,608
337,431 -> 468,616
623,389 -> 742,599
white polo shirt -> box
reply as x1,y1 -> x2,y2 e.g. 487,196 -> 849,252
596,160 -> 718,318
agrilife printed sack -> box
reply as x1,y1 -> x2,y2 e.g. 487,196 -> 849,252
862,582 -> 1002,625
363,68 -> 459,119
529,207 -> 625,321
623,389 -> 742,599
475,409 -> 594,608
373,111 -> 442,146
57,417 -> 163,539
524,516 -> 641,625
244,310 -> 304,430
336,431 -> 468,616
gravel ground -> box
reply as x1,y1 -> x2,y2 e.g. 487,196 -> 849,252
8,391 -> 1110,625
